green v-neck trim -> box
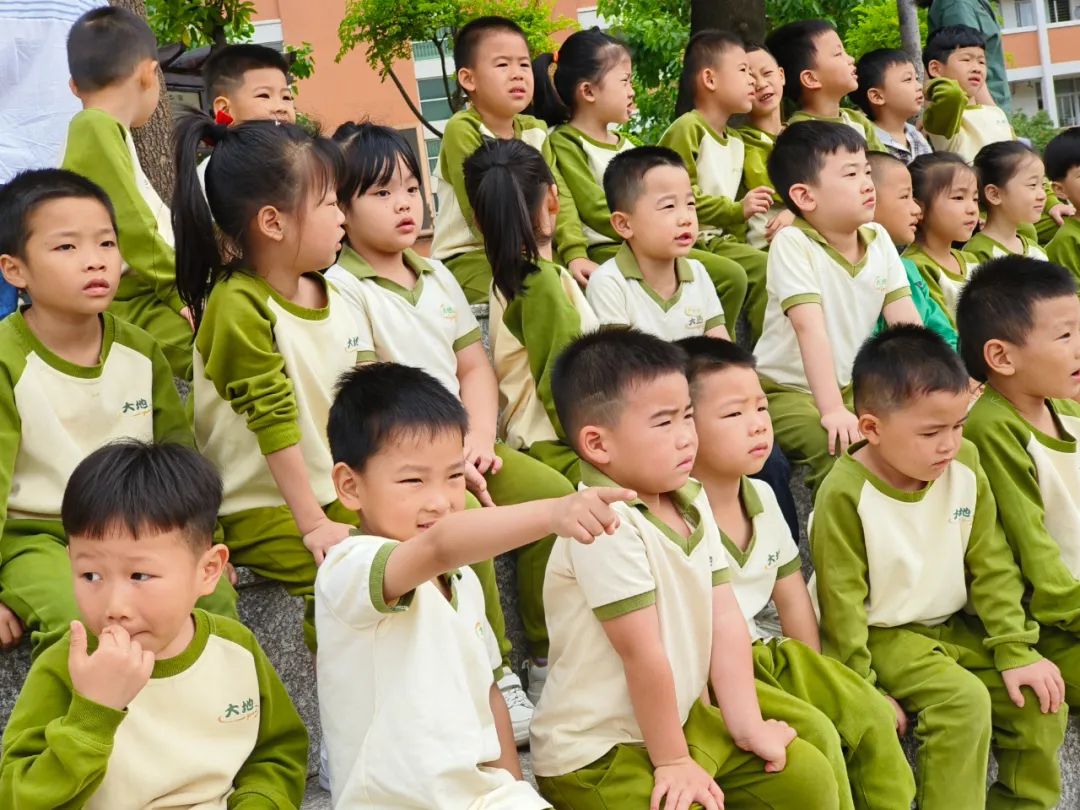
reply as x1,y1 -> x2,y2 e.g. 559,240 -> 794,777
336,244 -> 431,305
613,242 -> 695,312
564,124 -> 628,151
11,309 -> 114,379
842,440 -> 934,502
983,386 -> 1077,453
719,477 -> 765,568
969,231 -> 1041,259
792,218 -> 878,277
903,245 -> 973,282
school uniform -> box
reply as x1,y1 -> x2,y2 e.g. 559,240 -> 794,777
737,125 -> 786,251
965,230 -> 1048,263
786,107 -> 885,151
901,245 -> 980,321
923,78 -> 1013,161
1046,217 -> 1080,288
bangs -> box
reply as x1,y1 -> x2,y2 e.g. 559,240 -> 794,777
303,136 -> 345,205
336,126 -> 424,203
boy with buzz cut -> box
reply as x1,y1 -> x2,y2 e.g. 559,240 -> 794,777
531,327 -> 842,810
587,146 -> 729,340
659,30 -> 773,339
60,7 -> 194,381
0,440 -> 309,809
765,20 -> 884,152
1044,127 -> 1080,283
202,43 -> 295,126
679,335 -> 915,810
755,121 -> 922,495
432,15 -> 592,303
958,256 -> 1080,703
0,169 -> 235,661
851,48 -> 932,164
317,362 -> 631,808
813,324 -> 1069,810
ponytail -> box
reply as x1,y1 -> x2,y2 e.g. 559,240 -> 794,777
531,52 -> 569,128
463,139 -> 554,302
529,28 -> 630,128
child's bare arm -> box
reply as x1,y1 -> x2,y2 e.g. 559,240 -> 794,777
484,682 -> 524,780
772,572 -> 820,652
881,296 -> 923,327
455,342 -> 502,475
266,445 -> 355,565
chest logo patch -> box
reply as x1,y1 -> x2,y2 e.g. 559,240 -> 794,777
766,550 -> 781,567
949,506 -> 973,524
441,304 -> 457,320
684,306 -> 704,329
346,336 -> 361,351
873,273 -> 888,292
219,697 -> 260,724
121,398 -> 150,416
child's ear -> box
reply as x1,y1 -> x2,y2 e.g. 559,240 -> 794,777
857,413 -> 882,445
196,544 -> 229,597
255,205 -> 285,242
457,66 -> 476,96
545,183 -> 560,217
212,95 -> 231,116
799,68 -> 822,93
576,425 -> 612,467
610,210 -> 633,240
332,462 -> 364,512
788,183 -> 816,214
138,58 -> 158,91
1052,180 -> 1069,204
983,339 -> 1016,378
867,87 -> 886,108
700,67 -> 717,93
982,183 -> 1003,207
579,80 -> 597,104
0,254 -> 27,290
926,59 -> 945,79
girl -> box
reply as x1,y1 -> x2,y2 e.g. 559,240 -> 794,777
173,114 -> 359,655
464,138 -> 598,488
532,29 -> 636,269
903,151 -> 981,319
966,140 -> 1049,263
325,122 -> 574,729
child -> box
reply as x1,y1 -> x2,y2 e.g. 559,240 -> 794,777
0,169 -> 235,660
324,122 -> 574,730
432,16 -> 591,302
903,151 -> 980,323
1044,127 -> 1080,284
958,256 -> 1080,702
202,43 -> 296,126
0,441 -> 308,807
530,328 -> 840,810
765,20 -> 884,151
317,362 -> 630,808
869,152 -> 959,348
967,141 -> 1050,263
587,146 -> 729,340
812,324 -> 1068,809
60,8 -> 194,381
659,30 -> 773,338
463,138 -> 598,485
173,115 -> 361,653
680,335 -> 916,810
754,121 -> 921,494
852,48 -> 932,163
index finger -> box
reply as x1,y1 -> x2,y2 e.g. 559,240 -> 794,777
650,780 -> 668,810
594,487 -> 636,504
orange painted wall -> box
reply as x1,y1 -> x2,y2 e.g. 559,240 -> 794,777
1049,26 -> 1080,65
1002,30 -> 1040,69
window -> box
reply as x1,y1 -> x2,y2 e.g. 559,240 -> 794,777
412,30 -> 452,62
1057,77 -> 1080,126
426,137 -> 442,213
1047,0 -> 1074,23
1014,0 -> 1036,25
418,76 -> 457,124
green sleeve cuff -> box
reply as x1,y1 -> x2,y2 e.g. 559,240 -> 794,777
781,293 -> 822,312
704,315 -> 726,332
369,542 -> 415,614
254,422 -> 302,456
452,327 -> 482,352
66,690 -> 127,742
560,245 -> 590,264
593,590 -> 656,621
883,287 -> 912,306
356,350 -> 379,363
776,557 -> 803,578
712,568 -> 731,586
992,641 -> 1043,673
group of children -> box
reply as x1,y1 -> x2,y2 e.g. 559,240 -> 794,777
3,4 -> 1080,810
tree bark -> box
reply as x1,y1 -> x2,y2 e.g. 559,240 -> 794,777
109,0 -> 176,202
677,0 -> 767,115
897,0 -> 924,79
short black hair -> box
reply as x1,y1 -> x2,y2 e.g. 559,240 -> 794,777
852,324 -> 969,415
552,327 -> 688,451
1044,127 -> 1080,182
677,336 -> 757,395
67,7 -> 158,93
765,19 -> 837,103
956,256 -> 1078,381
852,48 -> 915,118
603,146 -> 687,214
868,149 -> 907,182
62,441 -> 221,551
328,363 -> 468,471
203,43 -> 290,101
333,120 -> 424,205
454,16 -> 528,71
973,139 -> 1040,207
768,121 -> 867,212
0,169 -> 116,260
679,29 -> 745,110
923,25 -> 985,71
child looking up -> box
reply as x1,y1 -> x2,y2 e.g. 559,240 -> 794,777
852,48 -> 932,163
902,152 -> 980,323
202,43 -> 296,126
660,30 -> 773,338
740,42 -> 791,250
60,8 -> 193,381
173,116 -> 361,653
432,16 -> 592,301
1044,127 -> 1080,283
967,141 -> 1049,262
464,138 -> 598,485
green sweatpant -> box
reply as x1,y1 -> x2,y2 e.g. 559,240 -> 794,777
219,500 -> 358,652
0,518 -> 238,660
752,638 -> 915,810
110,291 -> 194,382
701,235 -> 769,343
445,249 -> 493,305
867,613 -> 1067,810
1035,623 -> 1080,705
762,379 -> 854,496
537,698 -> 840,809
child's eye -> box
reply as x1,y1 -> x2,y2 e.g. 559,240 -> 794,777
398,477 -> 423,485
449,471 -> 465,481
80,572 -> 102,582
101,239 -> 117,248
722,410 -> 741,419
407,185 -> 420,194
375,189 -> 391,198
757,405 -> 769,413
55,243 -> 76,251
654,419 -> 672,428
131,573 -> 153,583
1059,332 -> 1072,340
256,92 -> 270,99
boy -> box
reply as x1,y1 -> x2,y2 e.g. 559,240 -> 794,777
765,20 -> 884,151
0,441 -> 308,808
680,335 -> 916,809
531,328 -> 842,810
432,16 -> 591,302
812,324 -> 1068,810
659,31 -> 773,338
869,151 -> 958,349
202,43 -> 296,126
587,146 -> 729,340
852,49 -> 932,164
958,256 -> 1080,702
317,362 -> 630,807
754,121 -> 921,494
0,169 -> 235,660
1044,127 -> 1080,283
60,7 -> 193,381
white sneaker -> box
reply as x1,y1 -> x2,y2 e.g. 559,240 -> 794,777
318,735 -> 331,792
496,671 -> 534,746
526,660 -> 548,706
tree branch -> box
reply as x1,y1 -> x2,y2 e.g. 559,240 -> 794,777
386,67 -> 444,138
434,36 -> 458,114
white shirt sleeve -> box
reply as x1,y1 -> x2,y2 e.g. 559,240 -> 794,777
316,536 -> 414,629
767,228 -> 822,312
585,266 -> 632,328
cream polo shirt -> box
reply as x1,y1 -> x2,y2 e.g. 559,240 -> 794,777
316,535 -> 550,809
326,245 -> 481,398
754,220 -> 911,392
530,465 -> 730,777
586,243 -> 726,339
721,478 -> 802,641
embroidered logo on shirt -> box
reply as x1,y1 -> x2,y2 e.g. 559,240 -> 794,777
121,398 -> 150,415
219,697 -> 259,723
684,306 -> 704,329
873,273 -> 888,292
765,550 -> 781,567
949,506 -> 973,523
346,336 -> 361,350
441,304 -> 457,319
475,621 -> 485,640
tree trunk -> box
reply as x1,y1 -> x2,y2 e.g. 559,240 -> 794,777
677,0 -> 767,115
897,0 -> 924,79
109,0 -> 175,202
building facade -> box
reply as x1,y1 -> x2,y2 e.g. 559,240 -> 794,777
1000,0 -> 1080,125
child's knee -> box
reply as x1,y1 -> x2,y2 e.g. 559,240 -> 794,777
772,737 -> 841,809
